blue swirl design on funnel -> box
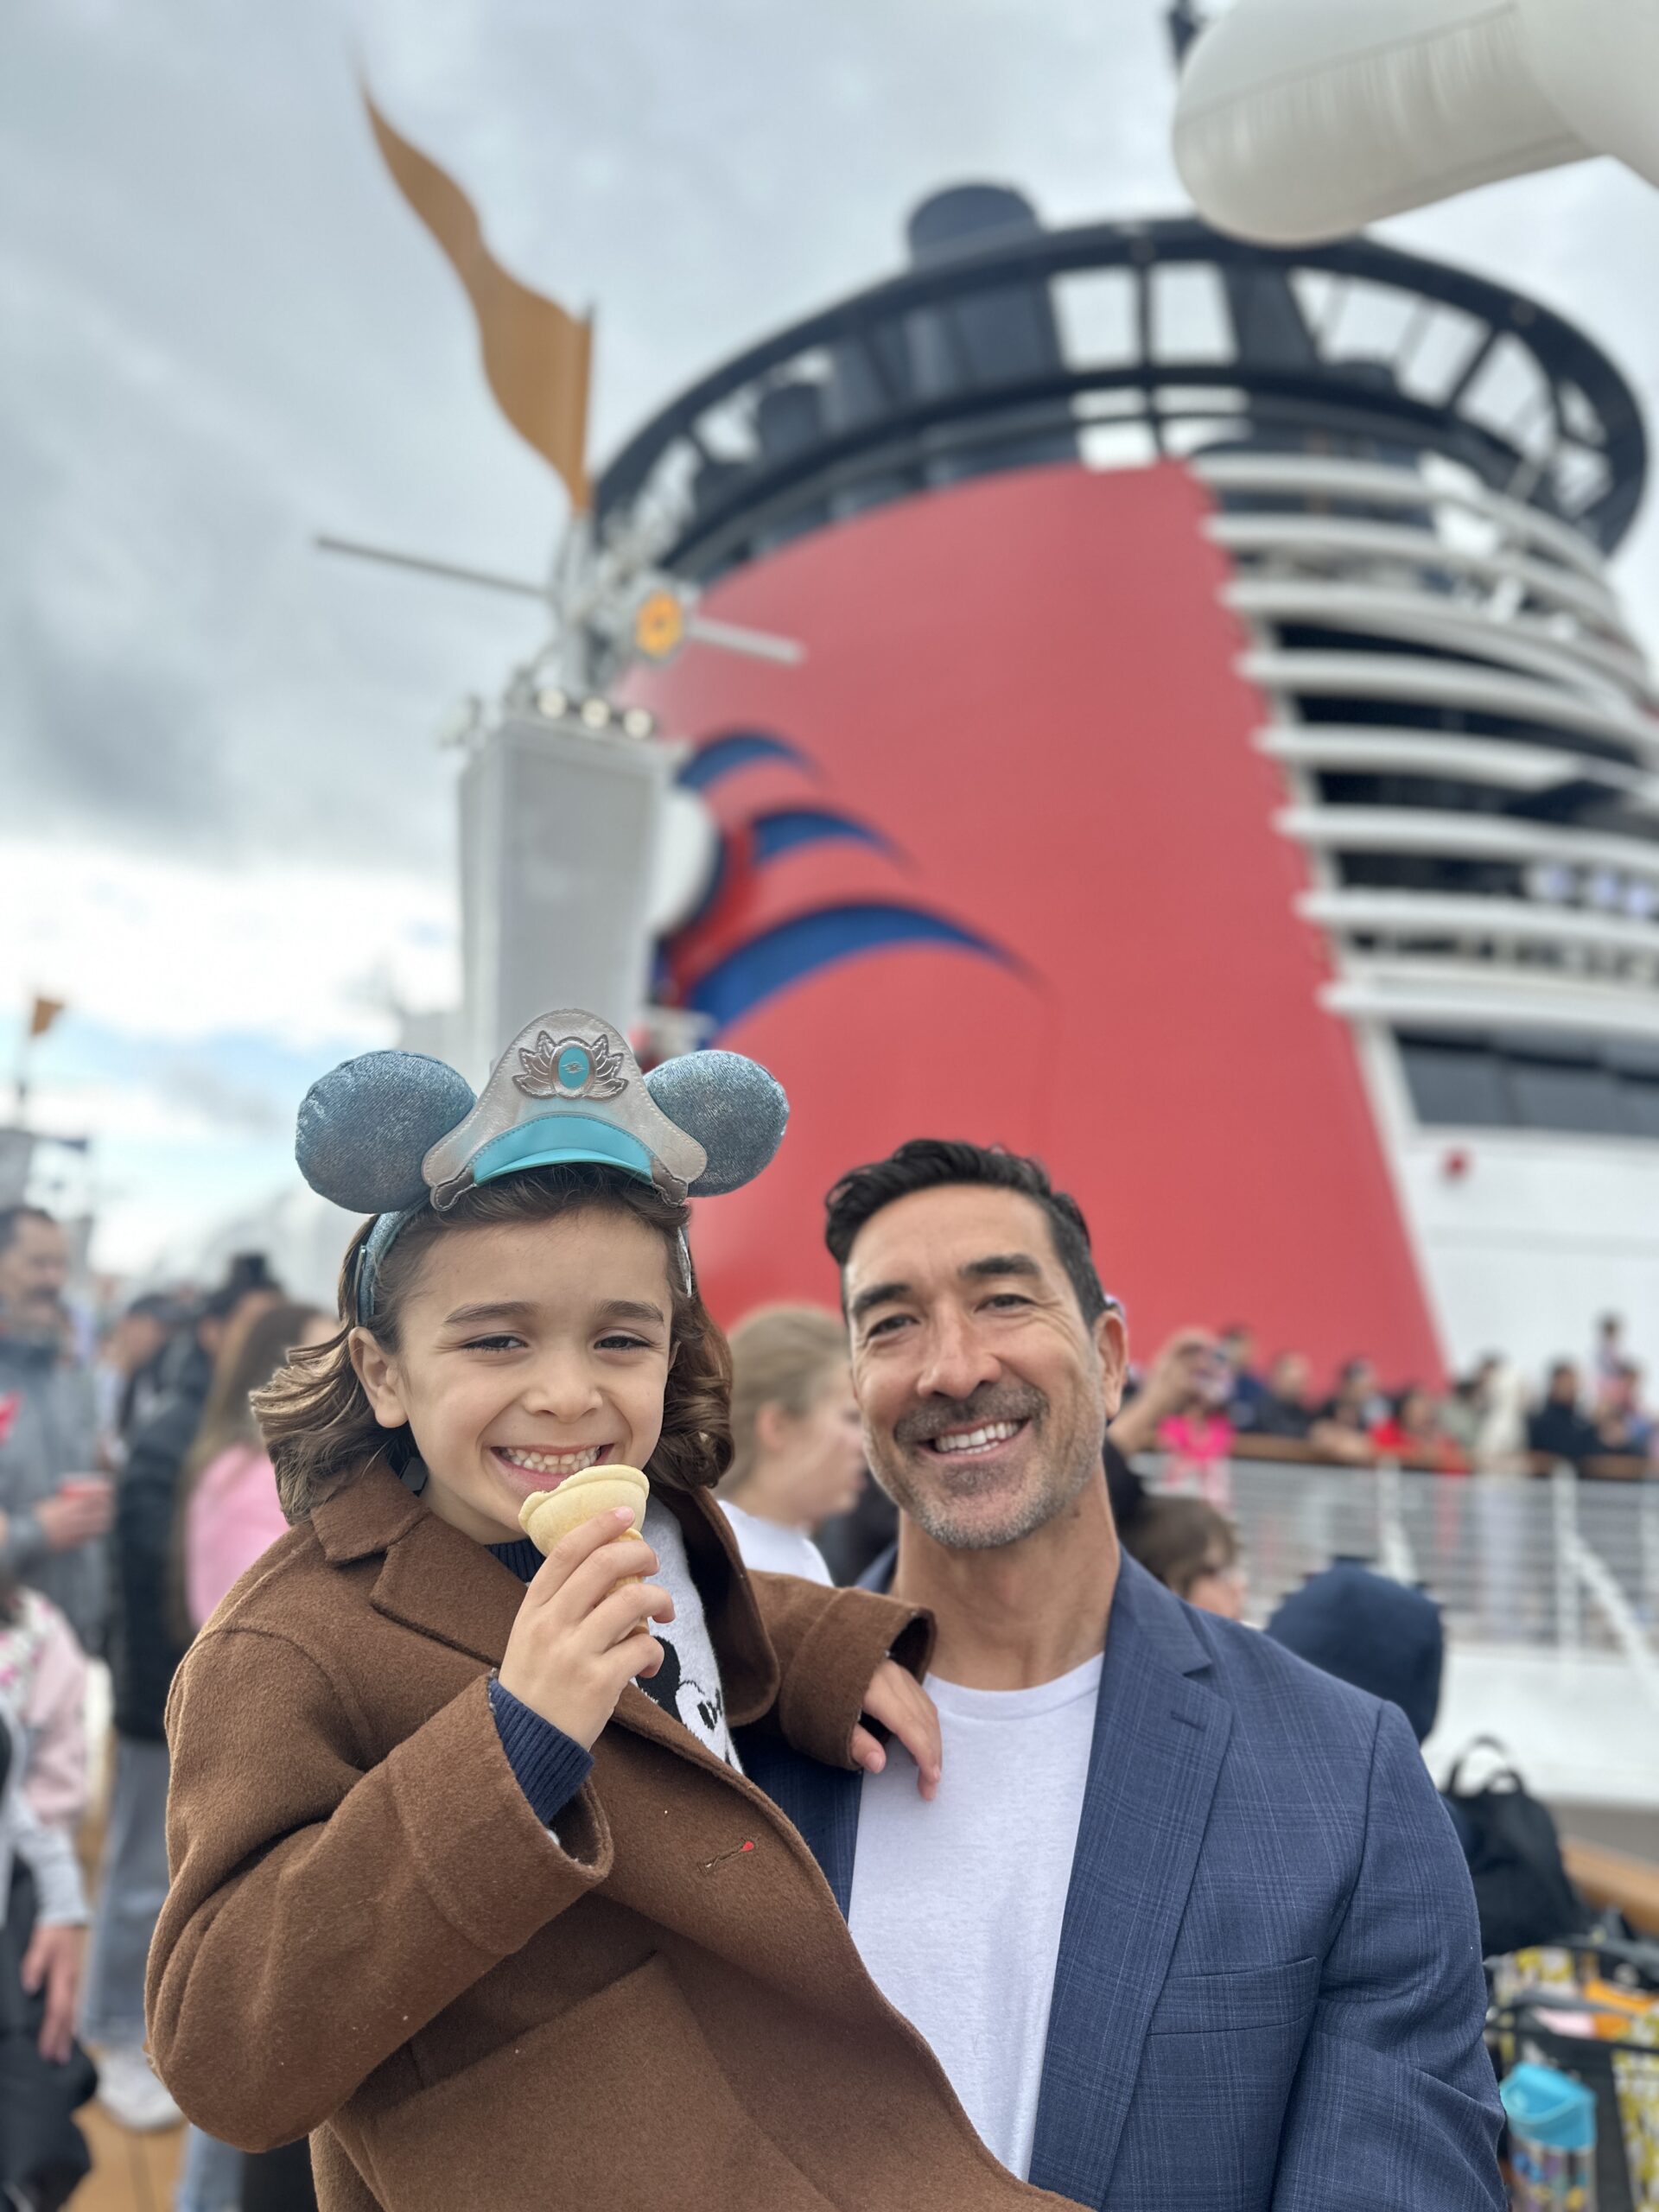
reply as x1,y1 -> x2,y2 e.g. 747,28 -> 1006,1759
663,728 -> 1020,1036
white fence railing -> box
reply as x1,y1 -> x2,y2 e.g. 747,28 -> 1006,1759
1142,1459 -> 1659,1685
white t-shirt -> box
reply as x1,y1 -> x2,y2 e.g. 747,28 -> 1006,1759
719,1501 -> 834,1586
847,1653 -> 1102,2179
635,1499 -> 740,1770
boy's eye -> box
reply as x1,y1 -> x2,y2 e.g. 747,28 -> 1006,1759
596,1332 -> 652,1352
462,1333 -> 524,1353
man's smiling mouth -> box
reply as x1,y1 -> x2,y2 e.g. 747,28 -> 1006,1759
918,1419 -> 1030,1459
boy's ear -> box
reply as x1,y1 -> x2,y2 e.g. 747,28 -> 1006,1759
350,1327 -> 410,1431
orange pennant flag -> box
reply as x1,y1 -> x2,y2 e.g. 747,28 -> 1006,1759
28,996 -> 65,1040
365,91 -> 594,512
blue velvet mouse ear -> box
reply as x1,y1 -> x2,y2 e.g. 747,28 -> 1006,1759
643,1051 -> 789,1198
296,1051 -> 477,1217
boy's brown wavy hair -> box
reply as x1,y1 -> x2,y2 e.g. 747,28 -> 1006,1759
253,1166 -> 732,1522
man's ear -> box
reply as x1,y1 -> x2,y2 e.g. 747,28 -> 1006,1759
350,1327 -> 410,1430
1095,1307 -> 1130,1417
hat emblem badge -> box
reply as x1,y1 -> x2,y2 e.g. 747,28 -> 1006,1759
512,1030 -> 628,1102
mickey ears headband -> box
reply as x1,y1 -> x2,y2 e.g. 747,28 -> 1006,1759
296,1008 -> 788,1322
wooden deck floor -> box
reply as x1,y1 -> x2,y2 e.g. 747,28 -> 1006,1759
76,2104 -> 185,2212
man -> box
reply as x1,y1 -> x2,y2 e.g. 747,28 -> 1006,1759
0,1205 -> 111,1650
84,1251 -> 279,2131
1527,1360 -> 1606,1468
743,1139 -> 1503,2209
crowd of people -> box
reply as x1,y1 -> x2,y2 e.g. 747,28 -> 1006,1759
1102,1315 -> 1659,1486
0,1123 -> 1643,2209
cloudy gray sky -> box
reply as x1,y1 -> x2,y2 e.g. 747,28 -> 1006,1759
7,0 -> 1659,1268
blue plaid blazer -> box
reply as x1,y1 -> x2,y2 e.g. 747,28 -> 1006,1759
738,1554 -> 1503,2211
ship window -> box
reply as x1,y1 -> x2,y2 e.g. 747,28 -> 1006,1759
1508,1060 -> 1626,1134
1402,1039 -> 1513,1124
1151,265 -> 1232,363
1400,1030 -> 1659,1139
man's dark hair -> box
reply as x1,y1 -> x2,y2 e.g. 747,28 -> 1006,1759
823,1139 -> 1109,1325
0,1204 -> 54,1258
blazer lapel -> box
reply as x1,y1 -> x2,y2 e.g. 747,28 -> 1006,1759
1027,1557 -> 1232,2209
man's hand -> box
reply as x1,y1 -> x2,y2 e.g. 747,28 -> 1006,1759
20,1920 -> 83,2064
35,1477 -> 113,1553
851,1658 -> 942,1801
1108,1327 -> 1220,1455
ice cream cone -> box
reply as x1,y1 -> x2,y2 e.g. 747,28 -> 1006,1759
519,1463 -> 651,1561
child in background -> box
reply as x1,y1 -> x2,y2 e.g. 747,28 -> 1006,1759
178,1300 -> 334,1632
0,1570 -> 95,2211
1123,1496 -> 1248,1621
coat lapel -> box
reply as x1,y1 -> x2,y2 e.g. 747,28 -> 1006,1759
1026,1557 -> 1232,2209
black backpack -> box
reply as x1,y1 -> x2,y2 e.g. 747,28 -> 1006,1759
1443,1737 -> 1588,1959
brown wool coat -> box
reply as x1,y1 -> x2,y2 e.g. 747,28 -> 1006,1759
147,1463 -> 1078,2211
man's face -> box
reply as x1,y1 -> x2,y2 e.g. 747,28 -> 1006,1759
1270,1352 -> 1311,1405
0,1216 -> 70,1327
842,1184 -> 1126,1552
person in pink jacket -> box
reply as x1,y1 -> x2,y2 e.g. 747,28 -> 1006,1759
179,1301 -> 332,1631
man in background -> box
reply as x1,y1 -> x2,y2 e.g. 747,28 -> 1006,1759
0,1204 -> 111,1653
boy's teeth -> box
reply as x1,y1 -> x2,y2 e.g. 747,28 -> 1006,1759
501,1445 -> 607,1475
931,1421 -> 1020,1455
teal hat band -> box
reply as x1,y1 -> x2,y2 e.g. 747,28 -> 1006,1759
471,1116 -> 653,1187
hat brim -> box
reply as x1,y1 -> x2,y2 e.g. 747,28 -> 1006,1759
471,1116 -> 655,1187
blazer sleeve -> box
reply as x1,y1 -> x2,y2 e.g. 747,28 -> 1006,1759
746,1571 -> 933,1769
147,1624 -> 613,2152
1270,1700 -> 1505,2212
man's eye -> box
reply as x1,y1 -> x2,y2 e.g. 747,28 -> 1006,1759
865,1313 -> 911,1339
984,1294 -> 1031,1311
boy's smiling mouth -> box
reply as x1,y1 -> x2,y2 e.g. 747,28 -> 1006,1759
491,1443 -> 615,1486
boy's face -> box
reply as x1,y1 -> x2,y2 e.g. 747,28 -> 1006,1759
352,1206 -> 673,1544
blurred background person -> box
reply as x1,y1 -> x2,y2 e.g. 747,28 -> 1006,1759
0,1204 -> 112,1657
166,1300 -> 331,2212
92,1290 -> 183,1472
1217,1323 -> 1267,1430
1592,1312 -> 1625,1413
83,1251 -> 279,2133
1310,1357 -> 1386,1465
717,1305 -> 864,1584
1238,1349 -> 1318,1449
0,1563 -> 96,2212
179,1300 -> 332,1633
1369,1385 -> 1469,1473
1439,1357 -> 1498,1459
1122,1495 -> 1246,1620
1526,1360 -> 1605,1471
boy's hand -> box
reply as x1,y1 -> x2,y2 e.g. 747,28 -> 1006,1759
851,1659 -> 942,1801
21,1920 -> 83,2064
498,1508 -> 675,1751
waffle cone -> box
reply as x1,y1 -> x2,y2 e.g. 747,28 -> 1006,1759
518,1464 -> 650,1557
